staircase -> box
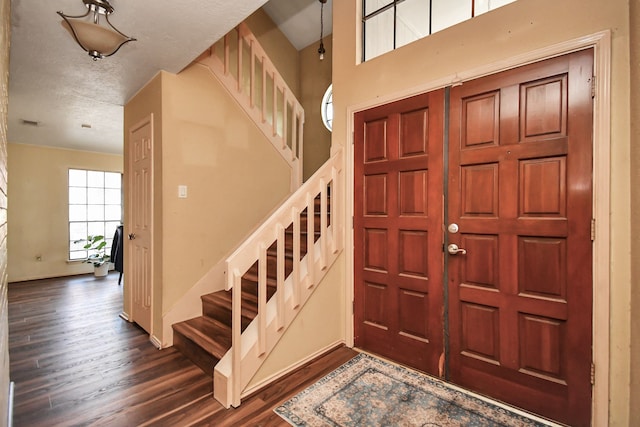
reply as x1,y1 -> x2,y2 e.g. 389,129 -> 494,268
171,20 -> 344,410
171,149 -> 342,408
171,195 -> 324,377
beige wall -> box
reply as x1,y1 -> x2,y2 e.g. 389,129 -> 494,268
329,0 -> 633,424
7,144 -> 123,282
300,36 -> 332,181
160,64 -> 290,313
629,0 -> 640,423
0,0 -> 9,422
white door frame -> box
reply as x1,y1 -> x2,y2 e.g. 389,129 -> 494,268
124,113 -> 157,346
344,31 -> 611,426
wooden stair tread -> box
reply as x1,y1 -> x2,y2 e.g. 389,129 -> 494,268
202,291 -> 258,318
240,275 -> 279,302
202,290 -> 253,307
172,317 -> 231,360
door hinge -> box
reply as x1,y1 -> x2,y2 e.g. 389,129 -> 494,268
591,75 -> 597,98
591,218 -> 596,241
591,362 -> 595,385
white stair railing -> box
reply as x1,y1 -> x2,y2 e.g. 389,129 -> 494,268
214,149 -> 343,408
196,23 -> 304,190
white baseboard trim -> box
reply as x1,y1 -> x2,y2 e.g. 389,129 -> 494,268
241,340 -> 345,399
7,381 -> 14,427
150,335 -> 162,349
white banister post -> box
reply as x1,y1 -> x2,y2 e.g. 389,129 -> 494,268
258,243 -> 267,356
224,32 -> 231,76
320,179 -> 328,270
237,30 -> 243,93
250,41 -> 255,108
276,224 -> 285,330
306,193 -> 315,288
331,166 -> 339,254
282,96 -> 288,150
290,106 -> 297,161
272,75 -> 278,137
298,110 -> 305,185
336,152 -> 344,253
292,206 -> 301,308
261,58 -> 267,124
231,269 -> 242,407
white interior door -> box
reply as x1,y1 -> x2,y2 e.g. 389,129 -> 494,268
128,115 -> 153,334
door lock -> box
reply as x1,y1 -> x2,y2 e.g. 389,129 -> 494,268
447,223 -> 459,233
447,243 -> 466,255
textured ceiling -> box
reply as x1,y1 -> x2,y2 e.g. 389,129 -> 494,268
8,0 -> 271,155
262,0 -> 333,50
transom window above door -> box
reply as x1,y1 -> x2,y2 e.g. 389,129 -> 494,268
362,0 -> 517,62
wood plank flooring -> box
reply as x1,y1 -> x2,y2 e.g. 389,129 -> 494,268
8,273 -> 357,426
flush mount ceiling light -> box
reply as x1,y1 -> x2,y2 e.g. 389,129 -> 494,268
57,0 -> 136,61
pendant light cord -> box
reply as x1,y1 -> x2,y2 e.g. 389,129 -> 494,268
320,1 -> 324,43
318,0 -> 326,59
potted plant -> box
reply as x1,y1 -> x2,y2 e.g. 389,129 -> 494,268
75,235 -> 111,277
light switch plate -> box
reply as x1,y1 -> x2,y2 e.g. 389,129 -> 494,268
178,185 -> 188,198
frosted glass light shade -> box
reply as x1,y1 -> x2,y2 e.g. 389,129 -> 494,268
57,0 -> 135,60
61,20 -> 128,57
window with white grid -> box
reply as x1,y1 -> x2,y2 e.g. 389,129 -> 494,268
68,169 -> 122,261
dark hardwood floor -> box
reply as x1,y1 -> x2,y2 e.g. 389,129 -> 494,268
8,273 -> 357,426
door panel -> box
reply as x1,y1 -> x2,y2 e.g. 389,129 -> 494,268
448,49 -> 593,426
354,91 -> 445,375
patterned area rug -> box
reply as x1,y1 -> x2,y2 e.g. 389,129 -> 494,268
274,353 -> 556,427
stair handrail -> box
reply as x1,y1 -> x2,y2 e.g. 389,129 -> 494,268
219,148 -> 343,407
196,22 -> 305,190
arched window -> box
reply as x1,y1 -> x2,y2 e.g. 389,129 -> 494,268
321,84 -> 333,132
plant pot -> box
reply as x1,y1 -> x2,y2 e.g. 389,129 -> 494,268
94,263 -> 109,278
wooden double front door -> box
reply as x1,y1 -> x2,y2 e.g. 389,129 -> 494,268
354,49 -> 593,426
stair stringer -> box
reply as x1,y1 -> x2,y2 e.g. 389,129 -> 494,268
214,149 -> 344,408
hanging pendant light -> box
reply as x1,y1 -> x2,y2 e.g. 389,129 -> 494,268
318,0 -> 327,60
57,0 -> 136,61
